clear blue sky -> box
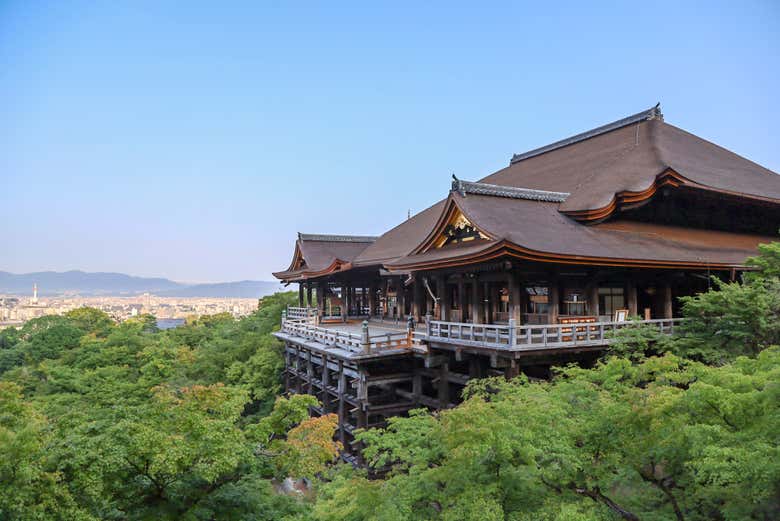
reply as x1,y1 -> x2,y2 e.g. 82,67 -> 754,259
2,1 -> 779,282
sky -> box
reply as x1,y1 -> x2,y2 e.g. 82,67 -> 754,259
2,1 -> 779,282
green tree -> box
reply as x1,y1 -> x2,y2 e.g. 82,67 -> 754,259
64,307 -> 115,337
0,382 -> 94,521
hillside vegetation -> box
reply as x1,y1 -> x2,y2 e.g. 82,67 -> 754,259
1,242 -> 778,520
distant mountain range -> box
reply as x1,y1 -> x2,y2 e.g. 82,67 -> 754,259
0,270 -> 285,298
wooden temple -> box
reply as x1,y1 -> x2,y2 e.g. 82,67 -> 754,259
273,105 -> 780,461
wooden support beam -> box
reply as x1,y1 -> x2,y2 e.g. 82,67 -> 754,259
663,284 -> 673,319
424,354 -> 448,368
508,272 -> 522,324
504,359 -> 520,380
369,283 -> 377,317
549,278 -> 560,324
396,388 -> 440,409
457,278 -> 466,322
412,372 -> 422,404
588,284 -> 599,318
365,373 -> 414,386
438,363 -> 450,407
306,283 -> 313,307
298,284 -> 304,307
421,368 -> 470,386
321,355 -> 330,412
472,278 -> 483,324
627,281 -> 638,317
337,360 -> 346,447
398,276 -> 407,319
412,277 -> 423,322
436,276 -> 447,321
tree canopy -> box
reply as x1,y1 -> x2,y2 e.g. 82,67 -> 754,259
1,243 -> 778,520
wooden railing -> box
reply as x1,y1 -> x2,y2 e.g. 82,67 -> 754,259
280,314 -> 411,354
425,318 -> 681,350
286,306 -> 318,322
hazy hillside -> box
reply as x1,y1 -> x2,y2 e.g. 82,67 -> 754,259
0,270 -> 284,298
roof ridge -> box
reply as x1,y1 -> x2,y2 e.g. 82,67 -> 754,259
452,178 -> 570,203
297,233 -> 378,243
510,103 -> 663,165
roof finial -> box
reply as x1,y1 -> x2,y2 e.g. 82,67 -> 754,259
451,173 -> 465,196
649,102 -> 663,121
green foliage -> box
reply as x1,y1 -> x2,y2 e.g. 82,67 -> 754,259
609,241 -> 780,364
64,307 -> 115,337
315,351 -> 780,521
0,291 -> 322,520
0,382 -> 94,521
675,277 -> 780,362
2,272 -> 779,521
605,319 -> 674,361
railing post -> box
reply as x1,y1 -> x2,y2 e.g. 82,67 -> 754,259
406,314 -> 415,346
361,320 -> 370,353
508,318 -> 516,346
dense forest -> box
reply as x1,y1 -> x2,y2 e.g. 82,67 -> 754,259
1,242 -> 778,521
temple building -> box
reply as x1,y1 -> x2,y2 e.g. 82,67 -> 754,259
273,105 -> 780,461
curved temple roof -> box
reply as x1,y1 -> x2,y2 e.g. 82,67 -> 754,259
273,233 -> 377,282
275,106 -> 780,279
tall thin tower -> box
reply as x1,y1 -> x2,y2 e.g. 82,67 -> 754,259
32,283 -> 39,304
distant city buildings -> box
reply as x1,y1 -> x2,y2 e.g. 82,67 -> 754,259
0,283 -> 259,328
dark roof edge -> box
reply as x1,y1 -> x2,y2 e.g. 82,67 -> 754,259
510,103 -> 663,165
297,233 -> 378,243
452,178 -> 569,203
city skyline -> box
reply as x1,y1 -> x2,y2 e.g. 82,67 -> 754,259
3,1 -> 779,281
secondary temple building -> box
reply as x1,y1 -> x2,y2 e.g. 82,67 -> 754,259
273,105 -> 780,461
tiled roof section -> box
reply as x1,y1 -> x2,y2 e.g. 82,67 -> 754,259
298,233 -> 378,243
510,103 -> 663,164
385,192 -> 774,270
452,178 -> 569,203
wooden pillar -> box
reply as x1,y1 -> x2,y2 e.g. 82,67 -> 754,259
368,283 -> 377,317
438,362 -> 450,408
283,345 -> 290,392
504,360 -> 520,380
295,347 -> 303,393
306,350 -> 314,394
306,283 -> 313,307
321,355 -> 330,412
457,278 -> 466,322
341,286 -> 348,321
398,277 -> 407,318
317,282 -> 326,317
436,276 -> 447,321
627,281 -> 637,317
472,278 -> 483,324
412,370 -> 422,406
412,277 -> 423,322
588,284 -> 599,319
298,283 -> 304,307
508,272 -> 522,324
337,360 -> 346,447
663,284 -> 673,319
484,281 -> 492,323
549,279 -> 560,324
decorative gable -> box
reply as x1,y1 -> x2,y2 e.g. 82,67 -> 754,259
432,208 -> 489,248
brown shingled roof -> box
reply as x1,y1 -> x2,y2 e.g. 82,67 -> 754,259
482,107 -> 780,220
273,233 -> 377,282
385,192 -> 773,270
